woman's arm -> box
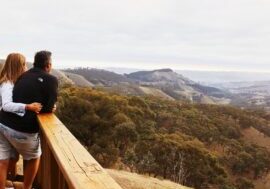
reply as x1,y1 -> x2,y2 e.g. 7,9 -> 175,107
1,82 -> 27,116
1,82 -> 42,116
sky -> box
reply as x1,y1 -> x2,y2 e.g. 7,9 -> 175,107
1,0 -> 270,71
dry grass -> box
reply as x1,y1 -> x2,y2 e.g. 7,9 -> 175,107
242,127 -> 270,151
139,86 -> 175,100
107,169 -> 192,189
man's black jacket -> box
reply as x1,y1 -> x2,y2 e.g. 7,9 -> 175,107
0,67 -> 58,133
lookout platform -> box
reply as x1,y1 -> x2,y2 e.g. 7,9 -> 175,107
6,114 -> 123,189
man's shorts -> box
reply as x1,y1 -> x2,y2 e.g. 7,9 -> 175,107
0,123 -> 41,160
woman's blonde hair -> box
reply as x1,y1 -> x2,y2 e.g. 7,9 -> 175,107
0,53 -> 26,84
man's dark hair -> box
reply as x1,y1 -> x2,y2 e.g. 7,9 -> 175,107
33,50 -> 52,69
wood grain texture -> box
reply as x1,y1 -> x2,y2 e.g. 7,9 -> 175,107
36,113 -> 123,189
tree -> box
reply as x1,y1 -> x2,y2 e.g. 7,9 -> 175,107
114,122 -> 138,156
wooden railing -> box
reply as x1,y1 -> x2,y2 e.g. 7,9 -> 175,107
35,114 -> 123,189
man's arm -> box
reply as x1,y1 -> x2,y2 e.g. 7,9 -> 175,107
41,76 -> 58,113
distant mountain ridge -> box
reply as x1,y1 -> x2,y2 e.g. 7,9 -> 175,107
126,69 -> 231,102
63,68 -> 133,86
0,60 -> 232,104
63,72 -> 94,87
126,68 -> 194,83
63,67 -> 232,104
210,80 -> 270,110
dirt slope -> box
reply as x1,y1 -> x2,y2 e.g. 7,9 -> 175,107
139,86 -> 175,100
107,169 -> 192,189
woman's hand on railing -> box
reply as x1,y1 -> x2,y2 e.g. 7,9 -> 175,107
26,102 -> 42,114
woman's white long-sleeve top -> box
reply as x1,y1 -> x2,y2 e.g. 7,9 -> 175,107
0,81 -> 26,117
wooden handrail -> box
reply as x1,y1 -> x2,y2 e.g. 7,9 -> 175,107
35,114 -> 123,189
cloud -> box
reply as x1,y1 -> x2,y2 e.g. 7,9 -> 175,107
1,0 -> 270,71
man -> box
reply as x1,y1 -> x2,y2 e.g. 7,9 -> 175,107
0,50 -> 58,189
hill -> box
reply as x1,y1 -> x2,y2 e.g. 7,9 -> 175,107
210,81 -> 270,111
63,68 -> 133,86
56,85 -> 270,189
139,86 -> 175,100
0,61 -> 233,104
63,72 -> 94,87
104,68 -> 270,83
126,69 -> 232,103
50,69 -> 74,85
63,67 -> 232,104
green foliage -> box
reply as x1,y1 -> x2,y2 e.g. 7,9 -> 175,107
236,178 -> 254,189
56,86 -> 270,189
114,122 -> 138,156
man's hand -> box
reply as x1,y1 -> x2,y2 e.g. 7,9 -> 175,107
26,103 -> 43,114
52,104 -> 57,112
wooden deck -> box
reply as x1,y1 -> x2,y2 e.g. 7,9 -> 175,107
7,114 -> 123,189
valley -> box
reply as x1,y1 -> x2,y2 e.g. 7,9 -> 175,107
2,59 -> 270,189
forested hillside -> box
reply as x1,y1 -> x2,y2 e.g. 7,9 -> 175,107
56,85 -> 270,189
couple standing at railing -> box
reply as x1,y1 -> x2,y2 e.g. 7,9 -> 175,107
0,51 -> 58,189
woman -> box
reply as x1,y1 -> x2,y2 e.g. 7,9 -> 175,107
0,53 -> 42,189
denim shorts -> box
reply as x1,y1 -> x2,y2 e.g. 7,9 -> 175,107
0,123 -> 41,160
